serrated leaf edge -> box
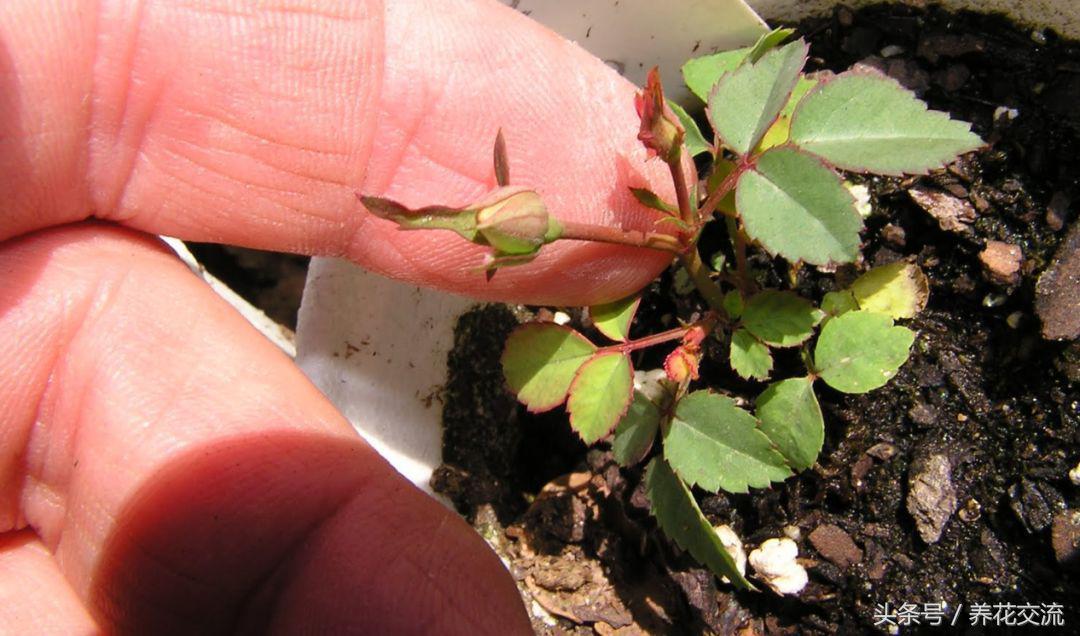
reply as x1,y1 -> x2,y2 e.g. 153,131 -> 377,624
500,323 -> 597,413
789,69 -> 985,177
706,41 -> 810,157
567,351 -> 635,444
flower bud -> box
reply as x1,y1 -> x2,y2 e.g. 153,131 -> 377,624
635,67 -> 684,164
475,186 -> 563,255
664,345 -> 701,384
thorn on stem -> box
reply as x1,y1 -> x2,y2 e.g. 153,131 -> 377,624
494,129 -> 510,187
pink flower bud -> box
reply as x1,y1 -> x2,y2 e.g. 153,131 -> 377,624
475,186 -> 563,255
635,67 -> 684,164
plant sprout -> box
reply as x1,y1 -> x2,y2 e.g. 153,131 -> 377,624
360,30 -> 981,589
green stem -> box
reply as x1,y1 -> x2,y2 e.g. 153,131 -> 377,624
734,228 -> 751,291
679,249 -> 728,316
560,220 -> 682,253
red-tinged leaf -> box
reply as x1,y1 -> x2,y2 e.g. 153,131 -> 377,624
502,323 -> 596,412
590,294 -> 642,342
567,352 -> 634,444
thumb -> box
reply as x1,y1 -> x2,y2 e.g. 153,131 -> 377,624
2,0 -> 674,305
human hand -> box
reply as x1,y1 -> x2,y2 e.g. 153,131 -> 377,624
0,0 -> 673,633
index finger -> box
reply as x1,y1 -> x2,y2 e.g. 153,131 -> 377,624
0,0 -> 674,305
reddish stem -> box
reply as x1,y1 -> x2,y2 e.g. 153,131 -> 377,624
599,313 -> 720,355
698,159 -> 749,220
560,220 -> 682,253
669,155 -> 697,229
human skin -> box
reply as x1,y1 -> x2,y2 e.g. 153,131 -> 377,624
0,0 -> 673,633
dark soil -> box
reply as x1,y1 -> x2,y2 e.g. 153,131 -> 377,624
185,243 -> 308,330
433,4 -> 1080,634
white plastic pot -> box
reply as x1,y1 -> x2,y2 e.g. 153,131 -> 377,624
294,0 -> 1079,499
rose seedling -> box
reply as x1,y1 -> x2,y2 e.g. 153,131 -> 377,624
361,30 -> 980,589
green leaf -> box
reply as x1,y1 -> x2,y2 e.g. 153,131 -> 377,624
755,75 -> 820,152
790,71 -> 984,176
669,101 -> 711,157
756,377 -> 824,471
683,49 -> 748,103
746,27 -> 796,61
851,262 -> 930,320
821,289 -> 859,318
567,352 -> 634,444
814,311 -> 915,394
736,146 -> 863,265
664,391 -> 791,493
630,187 -> 678,215
644,458 -> 755,589
612,392 -> 661,467
723,289 -> 744,319
360,196 -> 479,242
682,28 -> 795,103
502,324 -> 596,412
742,290 -> 824,348
591,294 -> 641,342
707,40 -> 808,156
730,328 -> 773,381
781,75 -> 819,119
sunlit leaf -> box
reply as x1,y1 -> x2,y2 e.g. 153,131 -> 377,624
742,290 -> 824,348
730,328 -> 772,380
567,352 -> 634,444
821,289 -> 859,318
502,324 -> 596,412
755,75 -> 819,152
612,392 -> 661,467
814,311 -> 915,394
644,457 -> 755,589
756,377 -> 823,471
664,391 -> 791,493
669,101 -> 711,157
736,147 -> 863,265
851,261 -> 930,319
707,40 -> 808,156
591,294 -> 642,343
790,71 -> 984,175
682,28 -> 795,102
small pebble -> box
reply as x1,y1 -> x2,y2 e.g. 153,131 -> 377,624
847,183 -> 873,218
907,454 -> 958,544
979,241 -> 1023,285
993,106 -> 1020,122
1047,191 -> 1070,232
809,524 -> 864,569
1031,29 -> 1048,45
1069,462 -> 1080,486
881,223 -> 906,247
553,311 -> 571,325
880,44 -> 905,58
